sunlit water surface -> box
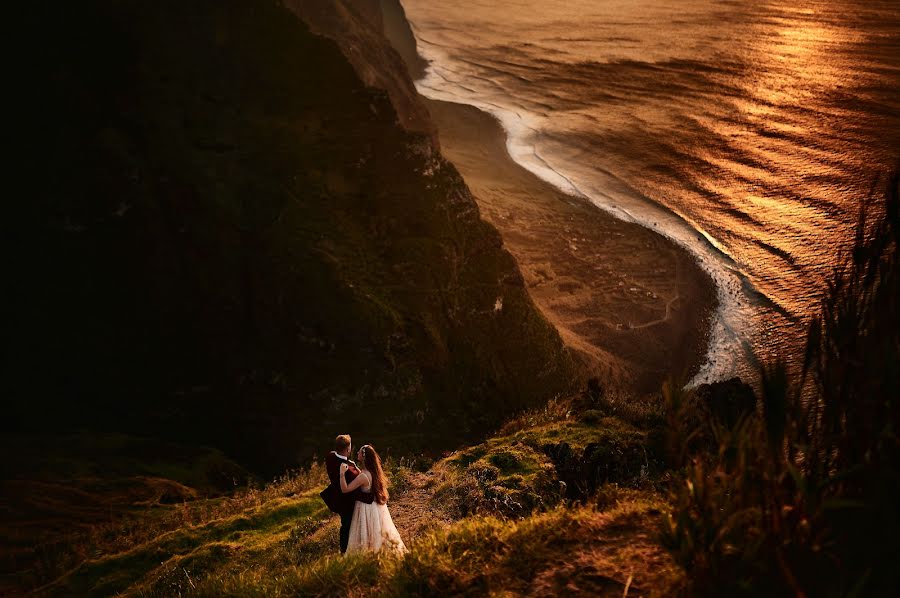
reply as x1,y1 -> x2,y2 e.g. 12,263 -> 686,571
402,0 -> 900,384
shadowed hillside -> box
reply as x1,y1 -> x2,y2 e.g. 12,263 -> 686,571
5,0 -> 577,471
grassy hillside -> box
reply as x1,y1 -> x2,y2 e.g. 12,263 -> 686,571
32,400 -> 683,597
6,0 -> 577,472
0,434 -> 249,593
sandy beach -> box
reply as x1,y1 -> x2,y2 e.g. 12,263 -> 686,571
425,99 -> 716,392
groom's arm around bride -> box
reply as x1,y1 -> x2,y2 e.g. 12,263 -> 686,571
318,434 -> 374,554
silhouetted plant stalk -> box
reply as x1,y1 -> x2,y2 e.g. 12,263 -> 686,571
662,169 -> 900,597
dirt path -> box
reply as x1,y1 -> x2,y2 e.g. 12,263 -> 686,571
629,293 -> 680,330
389,471 -> 453,543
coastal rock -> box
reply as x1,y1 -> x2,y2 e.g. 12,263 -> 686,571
695,377 -> 757,429
543,427 -> 649,500
379,0 -> 429,80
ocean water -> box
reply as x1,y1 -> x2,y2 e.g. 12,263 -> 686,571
402,0 -> 900,384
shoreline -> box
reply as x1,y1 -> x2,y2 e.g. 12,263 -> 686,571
385,0 -> 718,391
425,98 -> 716,392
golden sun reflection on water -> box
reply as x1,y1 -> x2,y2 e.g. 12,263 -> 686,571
404,0 -> 900,379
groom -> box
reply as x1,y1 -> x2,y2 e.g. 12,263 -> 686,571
320,434 -> 374,553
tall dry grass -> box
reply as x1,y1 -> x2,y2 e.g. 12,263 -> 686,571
662,170 -> 900,596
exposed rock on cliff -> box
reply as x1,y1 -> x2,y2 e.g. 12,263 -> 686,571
379,0 -> 429,81
286,0 -> 436,141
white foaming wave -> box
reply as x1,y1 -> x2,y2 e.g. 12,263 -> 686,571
413,41 -> 755,386
420,58 -> 583,198
545,158 -> 757,387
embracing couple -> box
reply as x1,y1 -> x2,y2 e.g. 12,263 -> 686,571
320,434 -> 407,555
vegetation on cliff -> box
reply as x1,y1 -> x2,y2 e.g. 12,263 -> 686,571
32,400 -> 682,597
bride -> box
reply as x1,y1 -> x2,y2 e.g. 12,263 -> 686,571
339,444 -> 407,555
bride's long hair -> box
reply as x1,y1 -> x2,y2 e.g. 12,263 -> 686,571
360,445 -> 389,505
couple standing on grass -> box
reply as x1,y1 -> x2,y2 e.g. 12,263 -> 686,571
319,434 -> 407,555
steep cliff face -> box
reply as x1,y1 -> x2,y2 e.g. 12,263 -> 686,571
285,0 -> 435,141
7,0 -> 576,471
379,0 -> 429,81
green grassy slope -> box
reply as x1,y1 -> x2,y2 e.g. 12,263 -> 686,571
183,501 -> 680,598
0,434 -> 250,593
34,410 -> 681,597
45,490 -> 329,597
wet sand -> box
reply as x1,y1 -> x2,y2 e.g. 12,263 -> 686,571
425,98 -> 716,392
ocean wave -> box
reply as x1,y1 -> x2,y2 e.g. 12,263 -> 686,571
413,43 -> 757,386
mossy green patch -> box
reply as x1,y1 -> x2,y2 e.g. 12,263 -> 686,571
435,438 -> 559,518
506,417 -> 647,454
455,416 -> 646,463
45,491 -> 328,596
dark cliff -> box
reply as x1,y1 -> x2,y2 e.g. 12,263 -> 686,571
6,0 -> 577,471
285,0 -> 435,141
378,0 -> 429,81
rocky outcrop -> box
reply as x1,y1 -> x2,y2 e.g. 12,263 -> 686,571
544,428 -> 650,499
695,377 -> 757,429
379,0 -> 429,81
285,0 -> 436,141
544,442 -> 649,500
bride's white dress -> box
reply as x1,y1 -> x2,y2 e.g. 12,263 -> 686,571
346,472 -> 407,555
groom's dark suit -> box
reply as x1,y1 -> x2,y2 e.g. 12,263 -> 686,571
321,451 -> 375,553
